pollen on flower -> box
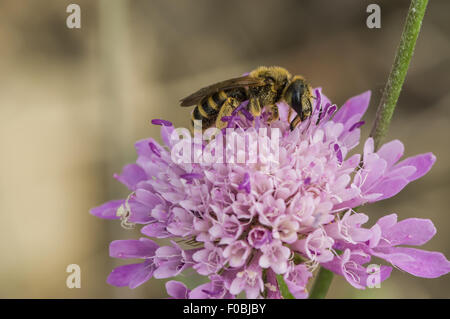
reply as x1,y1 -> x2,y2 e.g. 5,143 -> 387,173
264,282 -> 277,292
90,87 -> 449,298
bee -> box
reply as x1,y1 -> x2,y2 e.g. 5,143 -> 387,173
180,66 -> 314,131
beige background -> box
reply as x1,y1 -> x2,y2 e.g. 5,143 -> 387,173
0,0 -> 448,298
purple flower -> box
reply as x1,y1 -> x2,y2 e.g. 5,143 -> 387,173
264,269 -> 282,299
248,226 -> 272,249
223,240 -> 251,268
91,87 -> 449,298
324,210 -> 372,244
209,213 -> 243,245
166,207 -> 194,237
335,138 -> 436,209
259,239 -> 291,274
153,241 -> 196,278
89,200 -> 123,220
165,280 -> 190,299
190,275 -> 235,299
107,238 -> 159,288
228,262 -> 264,299
238,172 -> 251,194
367,214 -> 450,278
256,195 -> 286,226
166,276 -> 235,299
193,242 -> 224,275
292,229 -> 334,263
283,264 -> 312,299
272,216 -> 299,244
322,249 -> 392,289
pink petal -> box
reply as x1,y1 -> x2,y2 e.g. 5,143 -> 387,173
386,165 -> 417,180
341,129 -> 360,149
358,154 -> 387,190
376,247 -> 450,278
109,238 -> 159,259
153,260 -> 182,279
369,224 -> 382,248
343,265 -> 392,290
89,200 -> 122,219
317,88 -> 333,109
166,280 -> 190,299
395,152 -> 436,182
321,252 -> 392,289
127,199 -> 153,224
284,265 -> 311,299
384,218 -> 436,246
376,214 -> 398,232
377,140 -> 404,169
277,101 -> 290,122
107,262 -> 153,288
161,125 -> 175,147
114,164 -> 147,190
368,177 -> 409,201
332,91 -> 371,125
141,222 -> 170,238
189,283 -> 212,299
363,137 -> 374,157
134,138 -> 155,158
350,228 -> 373,242
135,189 -> 160,208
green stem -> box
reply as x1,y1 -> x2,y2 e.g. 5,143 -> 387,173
370,0 -> 428,150
276,275 -> 294,299
309,267 -> 334,299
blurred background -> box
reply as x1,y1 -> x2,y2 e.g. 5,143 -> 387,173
0,0 -> 449,298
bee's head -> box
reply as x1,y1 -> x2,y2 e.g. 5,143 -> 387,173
283,77 -> 313,121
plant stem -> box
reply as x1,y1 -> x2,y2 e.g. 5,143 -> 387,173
370,0 -> 429,150
276,275 -> 294,299
309,267 -> 334,299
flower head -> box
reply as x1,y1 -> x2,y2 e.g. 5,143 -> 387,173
91,88 -> 449,297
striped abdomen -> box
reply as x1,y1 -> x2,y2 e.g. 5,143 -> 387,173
191,89 -> 248,128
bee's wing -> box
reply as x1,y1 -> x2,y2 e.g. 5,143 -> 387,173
179,76 -> 265,107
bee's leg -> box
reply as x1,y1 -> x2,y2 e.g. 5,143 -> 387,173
216,98 -> 239,129
290,115 -> 302,131
248,98 -> 262,117
267,104 -> 279,123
